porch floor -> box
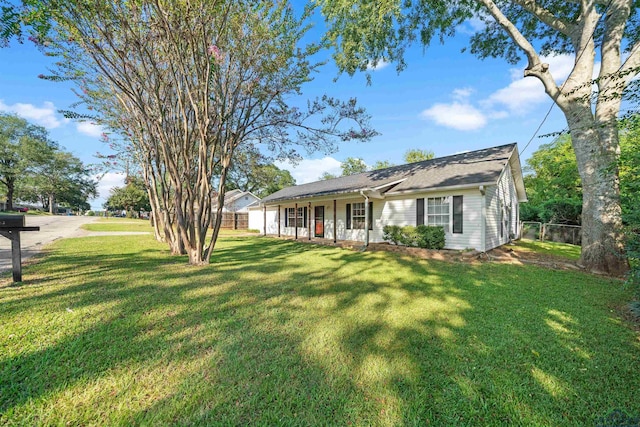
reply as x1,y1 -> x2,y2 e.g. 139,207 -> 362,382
265,234 -> 366,251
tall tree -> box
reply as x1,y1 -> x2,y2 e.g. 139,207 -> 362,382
521,135 -> 582,224
404,149 -> 434,163
104,175 -> 150,215
0,113 -> 55,210
319,0 -> 638,275
340,157 -> 368,175
371,160 -> 395,170
225,145 -> 296,197
35,0 -> 375,265
319,171 -> 338,180
617,117 -> 640,226
20,149 -> 97,214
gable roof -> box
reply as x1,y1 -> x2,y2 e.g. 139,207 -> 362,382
262,144 -> 526,204
213,189 -> 260,208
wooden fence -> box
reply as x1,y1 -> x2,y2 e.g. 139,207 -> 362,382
215,212 -> 249,229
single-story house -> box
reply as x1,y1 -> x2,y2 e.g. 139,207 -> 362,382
248,143 -> 527,252
213,189 -> 261,213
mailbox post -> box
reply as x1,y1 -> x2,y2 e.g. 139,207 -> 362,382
0,215 -> 40,282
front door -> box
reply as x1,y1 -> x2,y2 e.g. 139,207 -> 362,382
314,206 -> 324,237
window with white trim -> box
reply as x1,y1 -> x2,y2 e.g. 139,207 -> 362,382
297,207 -> 305,228
352,202 -> 366,229
427,197 -> 449,232
286,208 -> 295,227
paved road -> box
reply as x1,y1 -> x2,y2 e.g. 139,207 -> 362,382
0,215 -> 98,273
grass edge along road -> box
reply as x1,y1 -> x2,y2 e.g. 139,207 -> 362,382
1,227 -> 638,426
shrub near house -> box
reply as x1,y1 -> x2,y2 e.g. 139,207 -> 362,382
383,224 -> 445,249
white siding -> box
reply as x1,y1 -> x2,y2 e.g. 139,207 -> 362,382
225,193 -> 261,213
484,166 -> 520,250
248,206 -> 278,234
381,190 -> 483,250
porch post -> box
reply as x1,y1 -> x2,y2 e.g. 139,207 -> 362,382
277,205 -> 281,237
295,202 -> 298,240
308,202 -> 311,240
333,199 -> 337,244
263,206 -> 266,235
364,196 -> 369,247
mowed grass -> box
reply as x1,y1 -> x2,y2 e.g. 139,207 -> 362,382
82,218 -> 154,232
82,218 -> 258,236
0,233 -> 638,426
515,239 -> 582,261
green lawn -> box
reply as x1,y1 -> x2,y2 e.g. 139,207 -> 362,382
1,233 -> 638,425
515,239 -> 582,261
82,218 -> 154,232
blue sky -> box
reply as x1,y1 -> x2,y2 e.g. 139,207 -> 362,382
0,15 -> 570,210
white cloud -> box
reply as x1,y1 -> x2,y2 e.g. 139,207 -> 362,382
76,122 -> 104,138
420,102 -> 487,131
0,99 -> 62,129
483,77 -> 548,114
419,54 -> 600,131
366,59 -> 390,71
452,87 -> 474,100
275,157 -> 342,184
484,54 -> 577,115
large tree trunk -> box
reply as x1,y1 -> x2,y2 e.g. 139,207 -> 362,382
5,179 -> 14,211
48,194 -> 55,215
564,104 -> 628,276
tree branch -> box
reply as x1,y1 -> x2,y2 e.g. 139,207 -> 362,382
514,0 -> 572,35
479,0 -> 562,100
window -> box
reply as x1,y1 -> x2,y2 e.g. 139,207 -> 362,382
352,202 -> 366,229
286,207 -> 295,227
296,207 -> 307,228
346,202 -> 373,230
452,196 -> 463,234
427,197 -> 449,232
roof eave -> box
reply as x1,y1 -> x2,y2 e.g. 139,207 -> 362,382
385,181 -> 497,196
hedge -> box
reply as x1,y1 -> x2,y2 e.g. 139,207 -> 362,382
382,225 -> 445,250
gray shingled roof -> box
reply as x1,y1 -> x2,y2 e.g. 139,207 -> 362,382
262,143 -> 518,204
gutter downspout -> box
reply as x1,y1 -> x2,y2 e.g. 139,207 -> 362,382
360,190 -> 369,248
479,185 -> 486,253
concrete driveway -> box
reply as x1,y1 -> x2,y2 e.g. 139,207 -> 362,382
0,215 -> 98,273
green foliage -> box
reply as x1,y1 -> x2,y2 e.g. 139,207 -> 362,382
523,136 -> 582,224
0,113 -> 55,210
383,224 -> 445,249
416,224 -> 445,249
18,149 -> 97,213
371,160 -> 395,170
624,228 -> 640,297
398,225 -> 417,246
319,171 -> 338,181
104,175 -> 150,214
619,117 -> 640,226
404,149 -> 434,163
225,145 -> 295,197
382,225 -> 402,245
340,157 -> 368,176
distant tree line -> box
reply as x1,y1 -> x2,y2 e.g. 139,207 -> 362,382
319,148 -> 434,180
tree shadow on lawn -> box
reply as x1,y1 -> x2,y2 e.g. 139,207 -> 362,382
1,236 -> 638,425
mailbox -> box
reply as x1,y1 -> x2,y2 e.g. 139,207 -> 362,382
0,215 -> 25,228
